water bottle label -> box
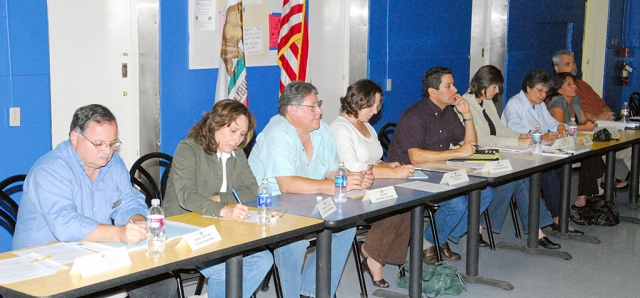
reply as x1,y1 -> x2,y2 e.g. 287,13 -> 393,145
148,215 -> 164,229
334,175 -> 346,188
569,126 -> 578,135
532,133 -> 542,143
622,109 -> 629,116
258,194 -> 270,207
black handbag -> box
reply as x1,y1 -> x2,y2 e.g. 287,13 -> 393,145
593,128 -> 612,142
570,195 -> 620,226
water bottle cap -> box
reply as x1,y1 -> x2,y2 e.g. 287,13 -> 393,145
262,178 -> 268,183
151,198 -> 160,206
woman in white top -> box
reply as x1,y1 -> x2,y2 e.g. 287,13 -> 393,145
330,79 -> 414,288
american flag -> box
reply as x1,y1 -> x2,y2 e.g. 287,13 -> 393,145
277,0 -> 310,93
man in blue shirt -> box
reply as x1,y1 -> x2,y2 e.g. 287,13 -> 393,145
249,82 -> 374,298
13,104 -> 176,298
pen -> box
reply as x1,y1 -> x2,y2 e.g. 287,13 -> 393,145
231,188 -> 243,204
129,219 -> 135,224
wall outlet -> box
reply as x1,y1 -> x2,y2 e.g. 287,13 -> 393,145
386,78 -> 392,91
10,107 -> 20,126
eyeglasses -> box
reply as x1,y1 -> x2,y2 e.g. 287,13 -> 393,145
534,87 -> 548,94
296,100 -> 323,112
79,132 -> 122,150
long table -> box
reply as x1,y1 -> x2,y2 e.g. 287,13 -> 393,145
0,212 -> 324,298
265,173 -> 487,298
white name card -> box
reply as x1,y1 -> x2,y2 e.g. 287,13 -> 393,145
552,137 -> 574,149
440,169 -> 469,185
579,136 -> 594,146
315,197 -> 337,218
175,225 -> 222,251
70,247 -> 131,278
363,186 -> 398,203
610,130 -> 621,139
481,159 -> 513,173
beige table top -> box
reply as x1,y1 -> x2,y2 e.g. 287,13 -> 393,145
0,210 -> 324,298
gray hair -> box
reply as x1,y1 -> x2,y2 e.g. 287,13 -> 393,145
278,82 -> 319,116
69,104 -> 117,134
552,50 -> 574,67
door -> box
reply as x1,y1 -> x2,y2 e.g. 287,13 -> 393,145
48,0 -> 139,168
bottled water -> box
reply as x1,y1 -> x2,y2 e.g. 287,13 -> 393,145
147,198 -> 165,254
622,102 -> 630,123
568,118 -> 578,137
532,125 -> 543,155
334,162 -> 348,203
257,178 -> 271,225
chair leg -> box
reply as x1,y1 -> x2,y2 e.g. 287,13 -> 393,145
194,273 -> 205,295
260,268 -> 272,292
425,206 -> 442,262
482,210 -> 496,250
173,271 -> 186,298
272,263 -> 283,298
351,238 -> 368,298
509,196 -> 522,239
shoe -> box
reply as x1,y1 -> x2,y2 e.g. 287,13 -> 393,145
361,258 -> 389,288
422,245 -> 438,265
478,233 -> 489,247
600,178 -> 629,191
549,223 -> 585,235
538,236 -> 561,249
440,242 -> 461,261
570,205 -> 588,225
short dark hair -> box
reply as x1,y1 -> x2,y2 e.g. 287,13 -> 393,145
549,72 -> 577,98
521,69 -> 551,92
69,104 -> 117,135
422,66 -> 452,98
278,82 -> 319,116
340,79 -> 383,117
189,99 -> 257,155
468,65 -> 504,99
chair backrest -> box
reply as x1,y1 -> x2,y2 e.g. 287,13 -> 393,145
378,122 -> 397,160
129,152 -> 173,207
629,92 -> 640,117
0,174 -> 26,235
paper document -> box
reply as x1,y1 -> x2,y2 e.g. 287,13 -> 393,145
409,170 -> 430,179
14,242 -> 95,265
596,120 -> 639,130
484,146 -> 532,153
0,257 -> 56,284
446,161 -> 486,169
93,221 -> 201,251
395,181 -> 454,193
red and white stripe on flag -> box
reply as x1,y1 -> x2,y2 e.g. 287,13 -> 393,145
215,0 -> 248,106
277,0 -> 310,93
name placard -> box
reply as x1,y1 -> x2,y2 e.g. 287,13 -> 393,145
610,130 -> 621,139
363,186 -> 398,203
175,225 -> 222,251
579,136 -> 594,146
315,197 -> 337,218
440,169 -> 469,185
481,159 -> 513,173
552,137 -> 574,149
70,247 -> 131,278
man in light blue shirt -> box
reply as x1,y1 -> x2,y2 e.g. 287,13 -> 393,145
13,104 -> 176,298
249,82 -> 374,298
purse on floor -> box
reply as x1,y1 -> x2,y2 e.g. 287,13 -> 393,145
570,195 -> 620,226
396,260 -> 466,297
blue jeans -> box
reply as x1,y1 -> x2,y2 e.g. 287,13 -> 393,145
197,250 -> 273,298
424,187 -> 494,247
274,227 -> 356,298
483,178 -> 554,233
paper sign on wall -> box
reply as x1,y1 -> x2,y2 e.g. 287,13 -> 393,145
70,247 -> 131,278
440,169 -> 469,185
481,159 -> 513,173
363,186 -> 398,203
175,225 -> 222,251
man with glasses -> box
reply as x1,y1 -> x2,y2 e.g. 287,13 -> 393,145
13,104 -> 177,298
249,81 -> 374,298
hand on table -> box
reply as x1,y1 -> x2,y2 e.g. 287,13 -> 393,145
220,204 -> 250,220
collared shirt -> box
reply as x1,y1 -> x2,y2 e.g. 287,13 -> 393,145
13,140 -> 148,249
575,80 -> 607,115
547,95 -> 584,124
462,93 -> 520,147
387,98 -> 465,165
248,115 -> 339,195
501,90 -> 565,134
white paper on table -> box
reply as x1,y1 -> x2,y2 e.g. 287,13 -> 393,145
596,120 -> 639,129
202,211 -> 259,223
23,252 -> 69,272
446,161 -> 486,169
395,181 -> 454,193
14,242 -> 95,265
484,146 -> 533,153
409,170 -> 430,179
0,257 -> 56,284
93,221 -> 201,251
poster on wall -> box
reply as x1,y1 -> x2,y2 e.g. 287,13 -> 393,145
189,0 -> 282,69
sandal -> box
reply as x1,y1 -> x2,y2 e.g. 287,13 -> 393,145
361,257 -> 389,288
600,178 -> 629,191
